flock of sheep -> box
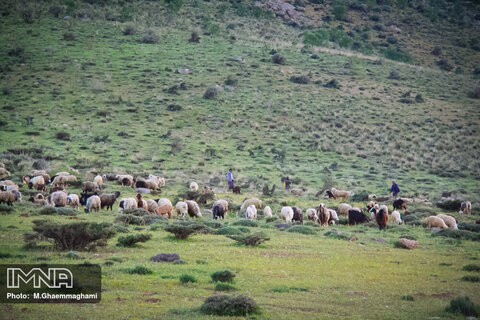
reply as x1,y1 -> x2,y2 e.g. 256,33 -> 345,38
0,162 -> 473,232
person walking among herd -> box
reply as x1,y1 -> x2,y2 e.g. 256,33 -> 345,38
390,181 -> 400,199
226,168 -> 234,191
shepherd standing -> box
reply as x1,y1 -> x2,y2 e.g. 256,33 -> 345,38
227,168 -> 234,191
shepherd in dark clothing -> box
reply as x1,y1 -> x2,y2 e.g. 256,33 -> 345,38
390,181 -> 400,199
284,177 -> 291,191
227,169 -> 234,191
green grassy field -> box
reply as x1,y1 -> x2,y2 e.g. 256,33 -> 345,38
0,0 -> 479,318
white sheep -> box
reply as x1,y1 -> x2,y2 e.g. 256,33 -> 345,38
246,205 -> 257,219
28,175 -> 45,190
116,174 -> 134,187
424,216 -> 448,229
337,203 -> 352,216
0,168 -> 11,177
0,191 -> 16,206
118,197 -> 137,213
158,198 -> 172,207
189,181 -> 199,192
459,201 -> 472,215
391,210 -> 402,225
306,208 -> 318,221
67,194 -> 80,208
240,198 -> 262,211
148,174 -> 165,187
280,206 -> 294,223
290,188 -> 306,196
186,200 -> 202,218
175,201 -> 188,219
48,191 -> 68,207
379,204 -> 389,216
94,175 -> 103,185
328,209 -> 339,223
213,199 -> 229,212
51,174 -> 77,187
147,199 -> 159,213
85,195 -> 101,213
436,214 -> 458,229
263,206 -> 273,217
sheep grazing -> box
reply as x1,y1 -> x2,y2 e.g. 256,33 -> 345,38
66,194 -> 80,208
29,194 -> 45,206
329,188 -> 350,200
328,209 -> 339,224
290,188 -> 306,196
424,216 -> 448,229
99,191 -> 121,211
368,194 -> 377,200
82,181 -> 100,193
148,174 -> 165,188
155,204 -> 173,218
189,181 -> 199,192
213,203 -> 226,220
280,206 -> 294,223
213,199 -> 229,212
147,199 -> 159,213
48,191 -> 68,207
80,192 -> 98,206
436,214 -> 458,229
459,201 -> 472,215
391,211 -> 402,225
11,190 -> 21,202
118,198 -> 137,213
233,186 -> 241,194
379,204 -> 389,216
94,175 -> 103,185
246,205 -> 257,220
85,195 -> 101,213
376,208 -> 388,230
0,191 -> 16,206
51,174 -> 77,188
136,194 -> 146,209
0,180 -> 16,187
0,167 -> 11,177
263,206 -> 273,217
158,198 -> 172,207
136,177 -> 160,190
25,175 -> 45,190
186,200 -> 202,218
0,162 -> 4,168
117,174 -> 135,187
292,206 -> 303,223
317,205 -> 330,227
393,199 -> 407,211
175,201 -> 188,219
240,198 -> 263,211
2,184 -> 19,192
338,203 -> 352,216
102,174 -> 118,181
306,208 -> 318,221
348,208 -> 369,225
366,201 -> 377,211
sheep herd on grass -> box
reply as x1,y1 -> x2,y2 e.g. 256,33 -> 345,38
0,162 -> 475,232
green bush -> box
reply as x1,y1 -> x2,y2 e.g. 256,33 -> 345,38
381,46 -> 413,63
115,215 -> 145,225
462,264 -> 480,272
165,222 -> 213,239
401,295 -> 414,301
117,233 -> 152,247
215,282 -> 237,291
433,229 -> 480,241
55,207 -> 76,216
123,208 -> 150,216
445,296 -> 479,316
458,223 -> 480,232
124,266 -> 153,275
142,28 -> 159,44
324,228 -> 351,240
232,220 -> 259,227
226,231 -> 270,246
179,274 -> 196,284
286,225 -> 317,235
200,294 -> 258,316
332,4 -> 347,20
461,275 -> 480,282
211,270 -> 235,283
123,24 -> 136,35
350,191 -> 369,202
272,54 -> 286,65
216,227 -> 244,235
0,205 -> 14,213
30,220 -> 115,251
39,207 -> 57,215
436,199 -> 463,211
166,0 -> 183,12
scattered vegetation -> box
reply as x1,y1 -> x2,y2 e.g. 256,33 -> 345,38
179,273 -> 196,284
226,231 -> 270,246
117,233 -> 152,247
211,270 -> 235,283
124,266 -> 153,275
200,294 -> 258,316
164,222 -> 213,239
445,296 -> 479,317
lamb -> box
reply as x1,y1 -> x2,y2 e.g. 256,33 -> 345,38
379,204 -> 389,216
48,191 -> 68,207
186,200 -> 202,218
82,181 -> 100,193
393,199 -> 407,211
290,187 -> 306,196
233,186 -> 241,194
329,188 -> 350,200
246,205 -> 257,220
0,168 -> 11,177
189,181 -> 199,192
328,209 -> 339,224
99,191 -> 121,211
175,201 -> 188,219
424,216 -> 448,229
94,175 -> 103,185
292,206 -> 303,223
280,206 -> 294,223
155,204 -> 173,218
369,207 -> 378,219
67,194 -> 80,208
0,191 -> 16,206
85,195 -> 101,213
147,199 -> 159,213
391,211 -> 402,225
459,201 -> 472,215
306,208 -> 318,221
338,203 -> 352,216
240,198 -> 262,211
118,197 -> 137,213
348,208 -> 369,225
376,208 -> 388,230
317,204 -> 330,227
263,206 -> 273,217
436,214 -> 458,229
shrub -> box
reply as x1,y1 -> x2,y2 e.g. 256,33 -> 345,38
20,6 -> 35,24
123,208 -> 150,216
437,59 -> 453,71
388,70 -> 401,80
265,217 -> 278,223
381,46 -> 413,63
324,228 -> 350,240
445,296 -> 479,316
350,191 -> 369,202
324,79 -> 340,89
433,229 -> 480,241
203,87 -> 218,99
55,207 -> 76,216
436,199 -> 463,211
216,227 -> 244,235
49,3 -> 64,18
272,53 -> 286,65
202,220 -> 222,229
189,31 -> 200,43
63,32 -> 75,41
211,270 -> 235,283
226,231 -> 270,246
332,4 -> 346,20
458,223 -> 480,232
166,0 -> 183,12
31,220 -> 115,251
8,47 -> 24,57
123,23 -> 136,35
215,283 -> 237,291
124,266 -> 153,275
401,295 -> 414,301
461,275 -> 480,282
290,75 -> 309,84
164,222 -> 213,239
117,233 -> 152,247
232,220 -> 259,227
115,215 -> 145,225
179,274 -> 196,284
462,264 -> 480,272
200,294 -> 258,316
225,75 -> 237,86
39,206 -> 57,215
286,225 -> 317,235
66,251 -> 79,259
56,132 -> 71,141
142,28 -> 159,44
470,87 -> 480,99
